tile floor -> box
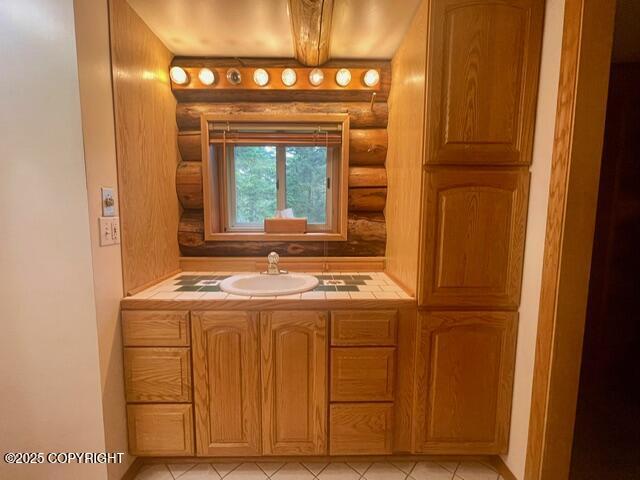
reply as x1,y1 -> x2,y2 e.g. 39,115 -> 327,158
135,460 -> 504,480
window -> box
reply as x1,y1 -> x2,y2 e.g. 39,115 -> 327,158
228,145 -> 332,231
201,114 -> 349,241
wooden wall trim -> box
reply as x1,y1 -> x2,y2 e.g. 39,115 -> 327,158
524,0 -> 616,478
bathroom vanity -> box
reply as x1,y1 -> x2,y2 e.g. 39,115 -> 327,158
121,271 -> 516,458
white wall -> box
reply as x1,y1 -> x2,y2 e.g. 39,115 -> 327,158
0,1 -> 108,478
73,0 -> 134,478
502,0 -> 565,477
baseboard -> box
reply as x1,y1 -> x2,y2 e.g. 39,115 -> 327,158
120,457 -> 144,480
489,456 -> 518,480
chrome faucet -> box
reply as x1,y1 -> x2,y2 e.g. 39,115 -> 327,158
265,251 -> 287,275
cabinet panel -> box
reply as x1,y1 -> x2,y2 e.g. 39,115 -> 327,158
124,348 -> 191,402
330,347 -> 395,402
331,310 -> 397,346
330,403 -> 394,455
261,311 -> 328,455
192,311 -> 261,456
420,168 -> 529,308
127,404 -> 194,456
122,310 -> 190,346
425,0 -> 543,165
414,311 -> 517,454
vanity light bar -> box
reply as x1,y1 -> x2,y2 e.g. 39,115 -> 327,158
168,66 -> 381,91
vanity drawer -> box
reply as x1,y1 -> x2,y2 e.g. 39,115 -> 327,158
330,403 -> 393,455
124,348 -> 192,402
331,310 -> 397,346
122,310 -> 190,346
127,404 -> 194,456
330,347 -> 395,401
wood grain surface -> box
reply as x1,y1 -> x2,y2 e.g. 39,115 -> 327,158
124,347 -> 191,403
260,311 -> 328,455
177,102 -> 388,131
329,403 -> 394,455
109,0 -> 180,292
413,311 -> 518,454
191,311 -> 262,456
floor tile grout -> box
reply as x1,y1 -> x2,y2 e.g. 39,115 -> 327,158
148,460 -> 502,480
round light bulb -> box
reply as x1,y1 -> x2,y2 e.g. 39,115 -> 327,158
335,68 -> 352,87
253,68 -> 269,87
198,68 -> 215,86
308,68 -> 324,86
281,68 -> 297,87
363,69 -> 380,87
169,66 -> 188,85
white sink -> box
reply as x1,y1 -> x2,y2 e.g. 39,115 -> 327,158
220,273 -> 319,297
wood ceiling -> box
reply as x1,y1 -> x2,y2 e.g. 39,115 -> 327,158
126,0 -> 421,63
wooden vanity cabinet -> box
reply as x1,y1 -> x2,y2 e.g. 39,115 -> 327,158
122,310 -> 194,457
329,310 -> 399,455
413,311 -> 517,454
260,311 -> 328,455
191,311 -> 261,456
190,310 -> 329,457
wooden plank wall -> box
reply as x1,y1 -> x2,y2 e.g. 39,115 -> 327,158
109,0 -> 181,293
172,59 -> 391,257
384,0 -> 429,296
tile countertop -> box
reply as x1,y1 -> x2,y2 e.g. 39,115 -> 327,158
121,271 -> 415,310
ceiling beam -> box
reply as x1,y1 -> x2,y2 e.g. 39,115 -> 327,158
288,0 -> 334,66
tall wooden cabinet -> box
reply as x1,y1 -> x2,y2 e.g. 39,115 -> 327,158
407,0 -> 544,455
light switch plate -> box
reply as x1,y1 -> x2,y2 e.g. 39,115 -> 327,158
99,217 -> 114,246
101,187 -> 116,217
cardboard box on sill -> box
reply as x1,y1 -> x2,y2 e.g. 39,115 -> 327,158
264,217 -> 307,234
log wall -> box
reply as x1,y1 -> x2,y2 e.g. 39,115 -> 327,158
173,58 -> 390,257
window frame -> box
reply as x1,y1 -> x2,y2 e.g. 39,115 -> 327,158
200,113 -> 349,242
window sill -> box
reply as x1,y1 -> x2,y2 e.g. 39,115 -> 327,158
204,232 -> 347,242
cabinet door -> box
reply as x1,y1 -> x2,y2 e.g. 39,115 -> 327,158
425,0 -> 544,165
419,167 -> 529,308
261,311 -> 328,455
413,311 -> 517,454
192,311 -> 261,456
